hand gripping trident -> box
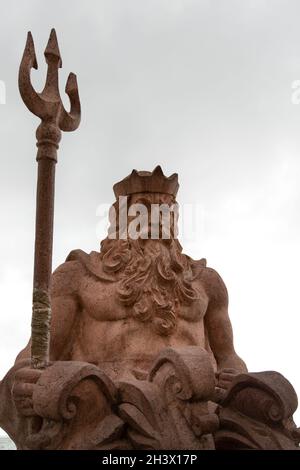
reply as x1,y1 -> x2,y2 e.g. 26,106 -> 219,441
19,29 -> 81,369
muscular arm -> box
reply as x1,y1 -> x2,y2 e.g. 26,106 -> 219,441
0,259 -> 82,440
15,259 -> 82,363
203,268 -> 247,373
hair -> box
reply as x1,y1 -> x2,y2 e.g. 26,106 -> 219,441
99,197 -> 198,336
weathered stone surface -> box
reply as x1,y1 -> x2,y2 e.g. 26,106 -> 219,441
215,372 -> 300,450
0,167 -> 298,449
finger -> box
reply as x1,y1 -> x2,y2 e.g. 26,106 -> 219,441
14,396 -> 34,414
215,369 -> 237,379
220,368 -> 238,374
218,372 -> 238,381
14,368 -> 42,383
218,378 -> 234,389
12,382 -> 35,398
14,396 -> 33,408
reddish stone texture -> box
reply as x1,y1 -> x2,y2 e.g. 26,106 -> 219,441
0,31 -> 299,450
18,28 -> 80,369
0,167 -> 299,449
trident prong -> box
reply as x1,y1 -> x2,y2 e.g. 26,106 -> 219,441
60,72 -> 81,131
19,28 -> 81,130
18,29 -> 81,369
18,32 -> 44,117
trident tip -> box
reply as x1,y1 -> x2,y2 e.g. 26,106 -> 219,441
25,31 -> 38,69
44,28 -> 62,68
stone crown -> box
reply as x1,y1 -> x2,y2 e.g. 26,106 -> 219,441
113,165 -> 179,198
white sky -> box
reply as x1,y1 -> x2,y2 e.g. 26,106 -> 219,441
0,0 -> 300,436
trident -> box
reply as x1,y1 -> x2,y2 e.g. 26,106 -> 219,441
19,29 -> 81,369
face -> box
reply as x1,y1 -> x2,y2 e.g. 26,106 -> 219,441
127,192 -> 177,240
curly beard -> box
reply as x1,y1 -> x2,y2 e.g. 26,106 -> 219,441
99,237 -> 198,336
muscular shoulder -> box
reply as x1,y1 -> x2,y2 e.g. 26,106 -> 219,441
193,261 -> 228,308
51,252 -> 86,298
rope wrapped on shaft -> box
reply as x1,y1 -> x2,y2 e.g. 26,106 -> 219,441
31,288 -> 51,369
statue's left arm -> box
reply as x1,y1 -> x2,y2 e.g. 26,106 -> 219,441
203,267 -> 247,386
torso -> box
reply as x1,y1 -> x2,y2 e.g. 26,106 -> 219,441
69,273 -> 211,379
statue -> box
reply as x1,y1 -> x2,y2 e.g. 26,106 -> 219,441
0,30 -> 299,451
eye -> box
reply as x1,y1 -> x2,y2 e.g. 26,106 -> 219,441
134,197 -> 152,208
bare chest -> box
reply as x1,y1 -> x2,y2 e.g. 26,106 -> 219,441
79,275 -> 209,323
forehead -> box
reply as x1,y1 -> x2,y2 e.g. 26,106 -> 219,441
129,193 -> 174,204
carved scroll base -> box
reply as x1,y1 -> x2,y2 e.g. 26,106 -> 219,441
10,348 -> 300,450
215,372 -> 300,450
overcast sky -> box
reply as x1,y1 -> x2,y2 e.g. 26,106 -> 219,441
1,0 -> 300,435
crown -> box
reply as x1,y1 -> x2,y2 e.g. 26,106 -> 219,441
113,165 -> 179,198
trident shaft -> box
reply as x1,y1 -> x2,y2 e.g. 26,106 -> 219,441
19,29 -> 81,369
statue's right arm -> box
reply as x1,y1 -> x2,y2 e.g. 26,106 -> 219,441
0,260 -> 82,437
16,259 -> 82,362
